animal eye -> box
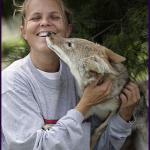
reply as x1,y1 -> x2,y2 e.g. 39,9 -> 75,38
67,42 -> 72,47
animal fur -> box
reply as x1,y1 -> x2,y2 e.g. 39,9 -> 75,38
121,80 -> 148,150
46,34 -> 128,120
45,34 -> 148,150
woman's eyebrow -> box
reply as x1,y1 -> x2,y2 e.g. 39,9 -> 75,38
29,11 -> 61,16
49,11 -> 62,15
28,12 -> 41,17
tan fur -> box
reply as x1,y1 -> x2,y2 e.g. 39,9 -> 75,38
45,35 -> 148,150
46,35 -> 128,120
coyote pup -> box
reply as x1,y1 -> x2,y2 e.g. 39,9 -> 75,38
45,33 -> 148,150
46,34 -> 128,120
45,33 -> 129,148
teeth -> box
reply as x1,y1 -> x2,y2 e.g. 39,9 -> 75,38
37,31 -> 56,37
38,32 -> 49,37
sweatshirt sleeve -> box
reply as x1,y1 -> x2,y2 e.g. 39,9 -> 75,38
2,73 -> 85,150
2,89 -> 85,150
96,114 -> 134,150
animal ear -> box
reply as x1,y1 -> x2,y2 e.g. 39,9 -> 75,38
106,49 -> 126,63
82,55 -> 119,75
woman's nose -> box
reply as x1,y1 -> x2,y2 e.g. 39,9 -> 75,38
40,18 -> 52,26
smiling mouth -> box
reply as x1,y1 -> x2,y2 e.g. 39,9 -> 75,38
37,31 -> 56,37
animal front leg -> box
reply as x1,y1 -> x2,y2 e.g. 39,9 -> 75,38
90,112 -> 114,150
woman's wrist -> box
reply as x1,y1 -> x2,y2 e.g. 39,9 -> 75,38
75,102 -> 91,117
119,108 -> 134,122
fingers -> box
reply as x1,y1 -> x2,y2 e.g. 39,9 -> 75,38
120,92 -> 132,108
95,76 -> 104,86
96,79 -> 112,92
90,76 -> 111,88
84,78 -> 113,105
120,82 -> 140,108
95,79 -> 112,101
126,82 -> 140,100
120,93 -> 128,104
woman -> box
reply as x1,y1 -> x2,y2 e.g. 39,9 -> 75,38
2,0 -> 140,149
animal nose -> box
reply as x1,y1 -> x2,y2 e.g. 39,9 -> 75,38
47,32 -> 56,37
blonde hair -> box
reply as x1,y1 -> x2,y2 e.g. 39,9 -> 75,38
13,0 -> 72,26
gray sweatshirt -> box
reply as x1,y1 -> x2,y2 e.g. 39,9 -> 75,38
2,54 -> 134,150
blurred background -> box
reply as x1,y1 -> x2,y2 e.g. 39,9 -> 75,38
2,0 -> 148,82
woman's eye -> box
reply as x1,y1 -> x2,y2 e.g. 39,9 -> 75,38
51,16 -> 61,20
30,17 -> 41,21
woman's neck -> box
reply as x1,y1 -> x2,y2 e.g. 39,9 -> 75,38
30,50 -> 60,72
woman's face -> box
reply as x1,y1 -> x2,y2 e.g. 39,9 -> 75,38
21,0 -> 71,53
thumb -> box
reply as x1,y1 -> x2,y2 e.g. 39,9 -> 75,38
120,93 -> 128,108
90,76 -> 103,87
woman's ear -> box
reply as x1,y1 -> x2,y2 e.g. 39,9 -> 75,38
106,49 -> 126,63
20,25 -> 27,40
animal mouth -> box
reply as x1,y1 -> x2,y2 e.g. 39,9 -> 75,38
46,36 -> 61,56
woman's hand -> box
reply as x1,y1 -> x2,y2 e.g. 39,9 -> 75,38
76,78 -> 112,116
119,82 -> 140,122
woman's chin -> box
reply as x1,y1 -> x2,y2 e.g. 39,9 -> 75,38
30,44 -> 50,53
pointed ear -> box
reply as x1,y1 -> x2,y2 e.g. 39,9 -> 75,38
20,25 -> 27,40
106,48 -> 126,63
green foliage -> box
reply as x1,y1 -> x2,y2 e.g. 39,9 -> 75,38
3,0 -> 14,18
2,0 -> 148,82
103,4 -> 148,81
67,0 -> 148,81
2,39 -> 29,65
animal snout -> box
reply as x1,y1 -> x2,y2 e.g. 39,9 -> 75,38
47,32 -> 56,37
